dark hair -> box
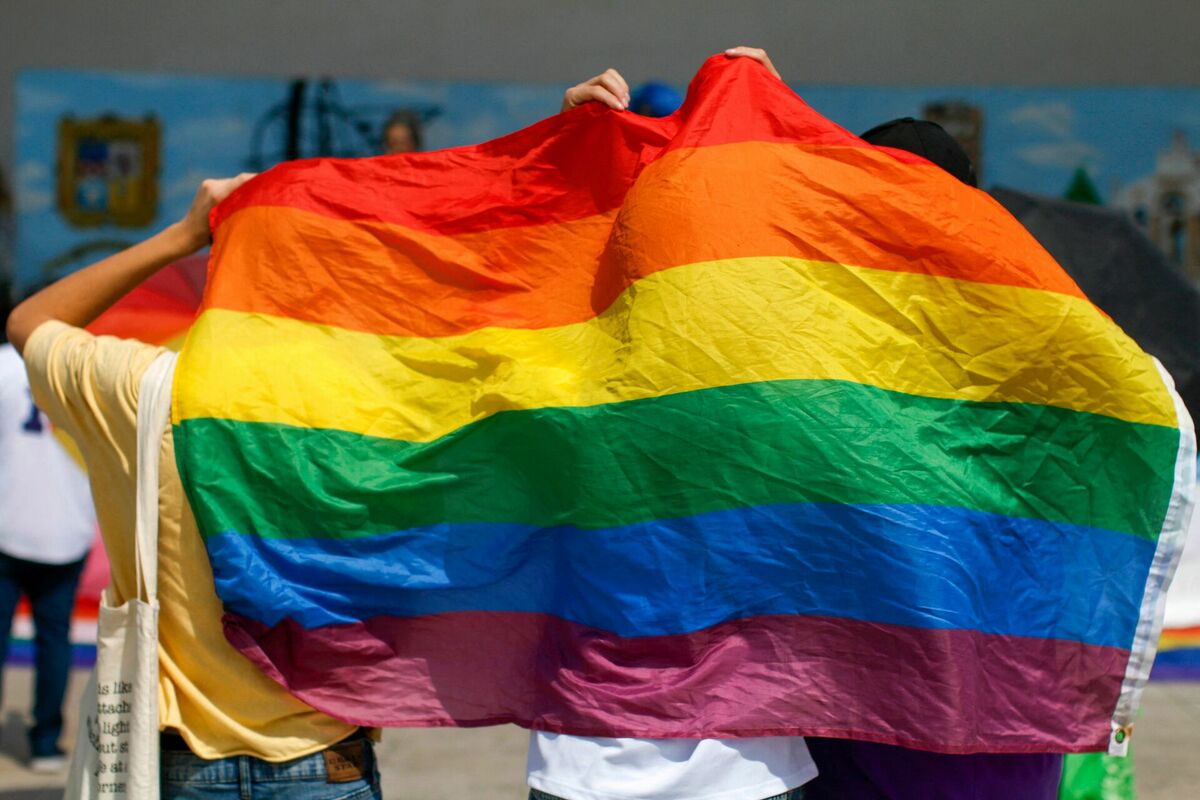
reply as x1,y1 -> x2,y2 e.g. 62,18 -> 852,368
860,117 -> 976,187
0,164 -> 12,216
0,279 -> 12,344
382,109 -> 424,152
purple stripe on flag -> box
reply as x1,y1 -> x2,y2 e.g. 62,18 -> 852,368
225,611 -> 1126,753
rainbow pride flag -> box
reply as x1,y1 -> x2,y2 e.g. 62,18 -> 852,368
172,57 -> 1196,754
88,254 -> 206,349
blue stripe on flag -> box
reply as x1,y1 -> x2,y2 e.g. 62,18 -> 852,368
207,502 -> 1153,648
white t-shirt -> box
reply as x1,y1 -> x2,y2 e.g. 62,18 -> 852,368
527,733 -> 817,800
0,343 -> 95,563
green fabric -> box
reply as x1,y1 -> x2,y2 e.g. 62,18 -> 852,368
175,379 -> 1178,541
1059,750 -> 1136,800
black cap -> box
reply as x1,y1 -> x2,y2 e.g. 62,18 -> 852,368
859,117 -> 976,187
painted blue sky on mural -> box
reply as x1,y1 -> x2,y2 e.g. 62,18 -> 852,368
13,67 -> 1200,289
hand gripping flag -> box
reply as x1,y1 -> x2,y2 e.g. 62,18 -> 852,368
171,57 -> 1196,754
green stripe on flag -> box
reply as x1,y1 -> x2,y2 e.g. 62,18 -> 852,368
176,379 -> 1179,542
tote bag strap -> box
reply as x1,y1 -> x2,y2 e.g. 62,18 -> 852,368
134,352 -> 177,604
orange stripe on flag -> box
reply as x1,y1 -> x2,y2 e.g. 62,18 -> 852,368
208,142 -> 1082,338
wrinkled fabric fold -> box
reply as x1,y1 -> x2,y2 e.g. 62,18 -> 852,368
174,55 -> 1193,752
223,611 -> 1128,753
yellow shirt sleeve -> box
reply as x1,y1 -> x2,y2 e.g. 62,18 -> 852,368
24,321 -> 167,605
22,320 -> 358,760
24,320 -> 167,477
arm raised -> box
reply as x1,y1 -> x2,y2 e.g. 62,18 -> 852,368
6,174 -> 253,353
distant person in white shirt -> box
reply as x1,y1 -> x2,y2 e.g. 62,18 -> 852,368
0,329 -> 96,773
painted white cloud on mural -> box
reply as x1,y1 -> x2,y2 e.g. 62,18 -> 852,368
17,85 -> 71,113
1008,102 -> 1074,138
15,160 -> 52,212
1008,100 -> 1103,171
17,161 -> 50,186
169,115 -> 251,149
1017,141 -> 1103,169
15,160 -> 53,213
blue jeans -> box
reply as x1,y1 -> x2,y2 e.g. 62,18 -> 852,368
160,734 -> 382,799
0,551 -> 87,757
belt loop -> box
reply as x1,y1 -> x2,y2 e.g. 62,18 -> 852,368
238,755 -> 252,800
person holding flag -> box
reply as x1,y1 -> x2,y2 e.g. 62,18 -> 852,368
7,176 -> 387,799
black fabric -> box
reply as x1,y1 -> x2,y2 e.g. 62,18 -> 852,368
992,186 -> 1200,421
802,738 -> 1062,800
159,732 -> 191,753
860,118 -> 976,186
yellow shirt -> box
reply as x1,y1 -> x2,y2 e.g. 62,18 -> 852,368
25,320 -> 356,760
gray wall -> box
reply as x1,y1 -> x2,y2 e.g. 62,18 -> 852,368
2,0 -> 1199,176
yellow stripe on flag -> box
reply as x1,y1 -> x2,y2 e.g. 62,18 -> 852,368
175,256 -> 1175,442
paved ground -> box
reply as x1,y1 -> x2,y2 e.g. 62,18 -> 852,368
2,666 -> 1198,798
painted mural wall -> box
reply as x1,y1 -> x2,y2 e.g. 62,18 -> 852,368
13,68 -> 1200,292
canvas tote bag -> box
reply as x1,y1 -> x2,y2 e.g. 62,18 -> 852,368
66,352 -> 177,799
